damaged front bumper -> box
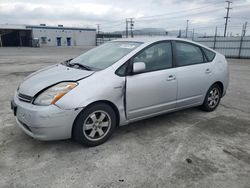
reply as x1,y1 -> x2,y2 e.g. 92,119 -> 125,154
11,92 -> 81,141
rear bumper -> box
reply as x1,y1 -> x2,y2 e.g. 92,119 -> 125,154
11,93 -> 82,141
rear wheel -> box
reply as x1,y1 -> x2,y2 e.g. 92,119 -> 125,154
73,103 -> 116,147
201,84 -> 221,112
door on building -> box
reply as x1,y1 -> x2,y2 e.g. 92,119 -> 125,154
56,37 -> 61,46
67,37 -> 71,46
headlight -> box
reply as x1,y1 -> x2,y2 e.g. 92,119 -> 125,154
33,82 -> 77,106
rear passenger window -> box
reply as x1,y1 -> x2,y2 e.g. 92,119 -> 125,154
203,48 -> 215,62
175,42 -> 204,67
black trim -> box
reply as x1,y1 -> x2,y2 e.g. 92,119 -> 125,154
115,61 -> 130,77
18,93 -> 33,103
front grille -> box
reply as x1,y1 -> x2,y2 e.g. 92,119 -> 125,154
18,93 -> 33,103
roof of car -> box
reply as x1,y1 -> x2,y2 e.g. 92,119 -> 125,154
114,37 -> 190,43
114,37 -> 217,53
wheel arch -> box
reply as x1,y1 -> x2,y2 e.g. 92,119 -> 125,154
212,81 -> 224,96
71,100 -> 120,138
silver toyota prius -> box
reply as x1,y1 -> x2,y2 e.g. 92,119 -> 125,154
11,38 -> 229,146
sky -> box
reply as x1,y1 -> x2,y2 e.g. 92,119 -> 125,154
0,0 -> 250,35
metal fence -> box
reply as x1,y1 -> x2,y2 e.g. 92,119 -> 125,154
96,33 -> 122,46
191,36 -> 250,59
95,33 -> 250,59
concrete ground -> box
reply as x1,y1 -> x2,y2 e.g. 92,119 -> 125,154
0,47 -> 249,188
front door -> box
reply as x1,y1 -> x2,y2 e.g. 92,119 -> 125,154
126,41 -> 177,120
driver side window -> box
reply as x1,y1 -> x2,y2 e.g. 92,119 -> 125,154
133,42 -> 172,73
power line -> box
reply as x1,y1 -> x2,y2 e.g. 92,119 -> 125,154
100,1 -> 227,27
135,8 -> 224,23
224,1 -> 232,37
136,0 -> 226,20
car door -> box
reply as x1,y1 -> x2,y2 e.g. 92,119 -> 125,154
126,41 -> 177,120
174,41 -> 212,108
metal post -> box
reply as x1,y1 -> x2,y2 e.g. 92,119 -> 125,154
192,29 -> 194,41
238,24 -> 245,59
185,20 -> 189,38
178,29 -> 181,38
224,1 -> 232,37
213,26 -> 217,50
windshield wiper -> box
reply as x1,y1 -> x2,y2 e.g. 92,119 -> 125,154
70,63 -> 93,71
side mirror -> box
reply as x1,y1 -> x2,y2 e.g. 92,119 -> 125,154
133,62 -> 146,74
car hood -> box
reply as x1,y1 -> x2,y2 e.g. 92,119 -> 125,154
18,64 -> 94,97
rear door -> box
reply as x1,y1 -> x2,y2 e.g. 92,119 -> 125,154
126,41 -> 177,120
174,41 -> 212,108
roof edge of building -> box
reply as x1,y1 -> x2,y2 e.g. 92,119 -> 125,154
26,25 -> 96,31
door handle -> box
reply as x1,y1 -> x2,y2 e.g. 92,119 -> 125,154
167,75 -> 176,81
205,68 -> 212,73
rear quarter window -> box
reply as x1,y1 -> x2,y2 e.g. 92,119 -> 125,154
203,48 -> 216,62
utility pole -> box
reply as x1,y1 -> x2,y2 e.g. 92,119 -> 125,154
224,1 -> 232,37
243,22 -> 247,36
96,24 -> 100,34
185,20 -> 189,38
129,18 -> 134,38
126,18 -> 134,38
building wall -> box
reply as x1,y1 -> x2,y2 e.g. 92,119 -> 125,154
31,27 -> 96,47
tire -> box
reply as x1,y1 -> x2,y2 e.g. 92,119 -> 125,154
201,84 -> 222,112
73,103 -> 116,147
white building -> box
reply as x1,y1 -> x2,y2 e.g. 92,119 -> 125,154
0,24 -> 96,47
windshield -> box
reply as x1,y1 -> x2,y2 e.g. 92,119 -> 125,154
69,41 -> 142,70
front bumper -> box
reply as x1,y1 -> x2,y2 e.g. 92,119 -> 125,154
11,92 -> 82,141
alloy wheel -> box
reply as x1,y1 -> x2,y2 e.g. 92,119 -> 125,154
83,110 -> 111,141
207,88 -> 220,108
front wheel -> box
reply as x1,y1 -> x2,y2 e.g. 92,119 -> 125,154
73,103 -> 116,147
201,84 -> 222,112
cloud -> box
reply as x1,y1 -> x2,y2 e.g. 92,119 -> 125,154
0,0 -> 249,34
